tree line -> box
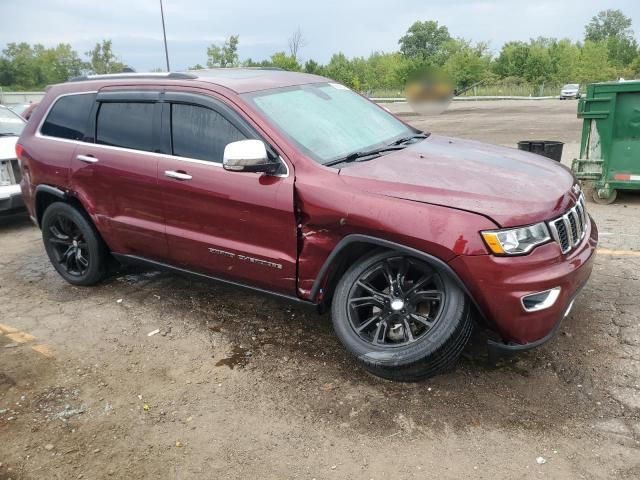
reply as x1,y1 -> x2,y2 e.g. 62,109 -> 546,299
1,9 -> 638,94
0,40 -> 125,90
207,9 -> 639,94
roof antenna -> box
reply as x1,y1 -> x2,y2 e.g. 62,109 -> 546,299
159,0 -> 171,71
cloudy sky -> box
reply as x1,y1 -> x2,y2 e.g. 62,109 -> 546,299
1,0 -> 639,71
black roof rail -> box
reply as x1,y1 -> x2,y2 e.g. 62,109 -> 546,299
68,72 -> 198,82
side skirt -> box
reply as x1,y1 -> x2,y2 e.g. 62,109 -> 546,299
112,253 -> 317,309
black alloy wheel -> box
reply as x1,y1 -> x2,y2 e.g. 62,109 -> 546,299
331,250 -> 471,381
42,202 -> 107,286
47,214 -> 91,277
346,256 -> 445,347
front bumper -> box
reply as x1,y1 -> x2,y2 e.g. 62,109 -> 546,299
450,215 -> 598,347
0,184 -> 24,213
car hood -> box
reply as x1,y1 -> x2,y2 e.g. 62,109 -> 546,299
338,134 -> 577,227
0,135 -> 18,160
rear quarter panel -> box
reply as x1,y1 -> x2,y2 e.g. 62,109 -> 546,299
17,84 -> 95,215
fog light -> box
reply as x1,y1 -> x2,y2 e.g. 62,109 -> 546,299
521,287 -> 561,312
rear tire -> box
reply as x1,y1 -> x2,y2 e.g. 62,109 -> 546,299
331,251 -> 472,381
41,202 -> 107,286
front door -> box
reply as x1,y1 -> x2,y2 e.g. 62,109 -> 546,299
157,92 -> 297,294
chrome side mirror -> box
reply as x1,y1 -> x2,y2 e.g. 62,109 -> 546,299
223,139 -> 278,173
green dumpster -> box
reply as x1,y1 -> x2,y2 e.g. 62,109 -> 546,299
572,80 -> 640,204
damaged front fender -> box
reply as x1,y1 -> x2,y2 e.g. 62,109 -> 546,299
294,172 -> 495,302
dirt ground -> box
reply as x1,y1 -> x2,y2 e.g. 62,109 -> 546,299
1,99 -> 639,479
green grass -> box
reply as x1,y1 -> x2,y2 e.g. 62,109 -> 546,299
365,88 -> 406,98
368,83 -> 564,99
457,83 -> 563,97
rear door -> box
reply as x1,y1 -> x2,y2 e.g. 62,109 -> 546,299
69,91 -> 168,260
157,91 -> 297,294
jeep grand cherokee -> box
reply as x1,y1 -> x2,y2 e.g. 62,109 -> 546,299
16,69 -> 598,380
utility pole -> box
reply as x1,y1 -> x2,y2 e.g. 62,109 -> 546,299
159,0 -> 170,71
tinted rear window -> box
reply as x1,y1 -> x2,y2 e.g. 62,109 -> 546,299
41,93 -> 96,140
171,103 -> 245,163
96,102 -> 155,152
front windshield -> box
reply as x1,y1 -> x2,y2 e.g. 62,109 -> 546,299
564,84 -> 579,89
0,107 -> 26,136
243,83 -> 414,165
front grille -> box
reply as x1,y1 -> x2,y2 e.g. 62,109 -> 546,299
548,194 -> 588,254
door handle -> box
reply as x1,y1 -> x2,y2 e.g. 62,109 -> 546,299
164,170 -> 193,181
76,154 -> 99,164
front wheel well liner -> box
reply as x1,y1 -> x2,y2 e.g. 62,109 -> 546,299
313,241 -> 383,309
311,234 -> 487,324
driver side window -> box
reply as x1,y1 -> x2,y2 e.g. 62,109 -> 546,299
170,103 -> 246,163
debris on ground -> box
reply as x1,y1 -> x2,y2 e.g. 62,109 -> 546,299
54,404 -> 87,421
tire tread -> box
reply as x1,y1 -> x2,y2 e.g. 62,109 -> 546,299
331,250 -> 472,381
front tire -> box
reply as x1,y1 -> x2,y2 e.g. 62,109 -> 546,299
331,251 -> 472,381
41,202 -> 107,286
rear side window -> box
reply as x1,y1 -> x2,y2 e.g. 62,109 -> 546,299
41,93 -> 96,140
96,102 -> 155,152
171,103 -> 246,163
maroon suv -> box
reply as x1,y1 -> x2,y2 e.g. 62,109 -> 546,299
16,70 -> 598,380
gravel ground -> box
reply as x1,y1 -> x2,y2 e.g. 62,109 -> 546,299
1,99 -> 639,479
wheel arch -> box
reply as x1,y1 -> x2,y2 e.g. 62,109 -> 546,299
34,185 -> 95,230
34,185 -> 66,227
310,234 -> 486,322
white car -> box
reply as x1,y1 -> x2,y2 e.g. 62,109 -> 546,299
0,105 -> 26,214
560,84 -> 581,100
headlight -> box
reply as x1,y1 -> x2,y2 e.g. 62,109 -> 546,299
481,223 -> 550,255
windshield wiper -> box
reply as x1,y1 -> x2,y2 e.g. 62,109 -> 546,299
324,133 -> 430,167
324,145 -> 407,167
0,132 -> 20,137
388,133 -> 429,146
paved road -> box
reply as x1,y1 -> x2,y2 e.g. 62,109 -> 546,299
1,100 -> 639,479
387,98 -> 584,163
